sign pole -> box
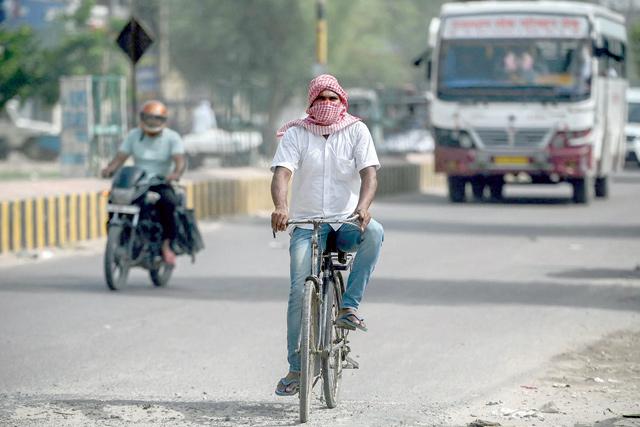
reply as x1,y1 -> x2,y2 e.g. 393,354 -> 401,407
116,14 -> 153,128
314,0 -> 327,75
129,18 -> 138,126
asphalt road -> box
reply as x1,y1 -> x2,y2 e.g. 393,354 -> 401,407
1,173 -> 639,426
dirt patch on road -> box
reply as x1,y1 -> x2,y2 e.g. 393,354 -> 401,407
2,330 -> 638,426
454,328 -> 640,427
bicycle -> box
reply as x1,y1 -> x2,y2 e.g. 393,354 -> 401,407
285,216 -> 361,423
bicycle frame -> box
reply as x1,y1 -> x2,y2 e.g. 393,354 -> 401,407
285,215 -> 359,422
287,217 -> 358,361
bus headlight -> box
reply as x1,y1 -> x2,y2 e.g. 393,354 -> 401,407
434,128 -> 475,148
550,129 -> 592,148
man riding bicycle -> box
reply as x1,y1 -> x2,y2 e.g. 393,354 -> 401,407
101,100 -> 186,266
270,74 -> 384,396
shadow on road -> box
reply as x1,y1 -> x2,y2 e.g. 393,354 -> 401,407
379,218 -> 640,240
380,192 -> 574,206
1,274 -> 638,313
49,398 -> 298,426
549,267 -> 640,280
613,174 -> 640,184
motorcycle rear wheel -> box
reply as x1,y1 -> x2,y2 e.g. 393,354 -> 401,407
149,263 -> 173,287
104,226 -> 130,291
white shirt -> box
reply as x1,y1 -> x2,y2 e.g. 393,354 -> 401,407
271,121 -> 380,230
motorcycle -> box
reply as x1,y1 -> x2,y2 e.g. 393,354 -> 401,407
104,166 -> 203,291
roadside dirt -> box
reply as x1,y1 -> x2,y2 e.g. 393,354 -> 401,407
451,328 -> 640,427
1,329 -> 638,426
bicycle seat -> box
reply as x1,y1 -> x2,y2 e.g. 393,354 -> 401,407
324,231 -> 347,264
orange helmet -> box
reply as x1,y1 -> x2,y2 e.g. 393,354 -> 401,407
139,100 -> 168,134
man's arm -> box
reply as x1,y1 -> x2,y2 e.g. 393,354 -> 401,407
271,166 -> 292,232
101,152 -> 130,178
353,166 -> 378,231
167,154 -> 186,181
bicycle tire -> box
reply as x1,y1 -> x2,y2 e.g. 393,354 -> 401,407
322,271 -> 344,408
299,279 -> 317,423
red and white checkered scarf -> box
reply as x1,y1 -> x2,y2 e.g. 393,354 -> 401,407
277,74 -> 361,137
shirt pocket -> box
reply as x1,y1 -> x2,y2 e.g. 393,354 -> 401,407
335,156 -> 356,181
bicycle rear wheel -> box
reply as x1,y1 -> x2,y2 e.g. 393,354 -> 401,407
322,271 -> 344,408
299,279 -> 318,423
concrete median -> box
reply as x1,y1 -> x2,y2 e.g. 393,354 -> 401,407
0,155 -> 443,255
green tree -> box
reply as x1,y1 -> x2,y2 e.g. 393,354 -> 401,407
0,0 -> 126,109
0,27 -> 43,109
168,1 -> 447,155
326,0 -> 445,88
170,0 -> 315,156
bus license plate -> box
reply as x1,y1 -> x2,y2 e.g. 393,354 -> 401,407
493,156 -> 530,165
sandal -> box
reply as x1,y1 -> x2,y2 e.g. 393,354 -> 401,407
275,376 -> 299,396
336,310 -> 368,332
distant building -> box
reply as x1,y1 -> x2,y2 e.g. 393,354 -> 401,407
1,0 -> 67,30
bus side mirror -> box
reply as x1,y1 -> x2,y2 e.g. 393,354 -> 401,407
594,46 -> 607,57
413,49 -> 432,81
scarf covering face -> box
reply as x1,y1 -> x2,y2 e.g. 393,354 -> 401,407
277,74 -> 361,137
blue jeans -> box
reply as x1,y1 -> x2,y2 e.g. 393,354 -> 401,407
286,219 -> 384,372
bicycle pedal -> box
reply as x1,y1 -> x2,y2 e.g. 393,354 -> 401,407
343,356 -> 359,369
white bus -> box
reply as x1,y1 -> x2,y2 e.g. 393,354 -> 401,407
428,1 -> 627,203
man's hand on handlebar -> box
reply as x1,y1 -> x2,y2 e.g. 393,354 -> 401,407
353,208 -> 371,232
166,172 -> 181,182
271,207 -> 289,235
101,167 -> 114,179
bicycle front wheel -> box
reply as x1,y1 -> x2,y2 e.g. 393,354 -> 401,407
322,271 -> 344,408
299,279 -> 318,423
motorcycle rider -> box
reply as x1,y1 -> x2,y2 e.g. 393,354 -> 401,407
101,100 -> 186,265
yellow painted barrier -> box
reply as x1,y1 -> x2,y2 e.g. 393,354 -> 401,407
68,194 -> 78,243
79,193 -> 88,241
99,191 -> 109,238
12,201 -> 21,251
24,199 -> 33,250
1,201 -> 8,253
89,193 -> 98,240
36,198 -> 45,249
186,183 -> 194,210
58,195 -> 67,246
47,196 -> 56,247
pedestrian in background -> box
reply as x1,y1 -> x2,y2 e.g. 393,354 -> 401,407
191,99 -> 217,134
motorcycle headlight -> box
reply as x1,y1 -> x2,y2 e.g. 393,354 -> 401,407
110,188 -> 136,204
145,191 -> 161,204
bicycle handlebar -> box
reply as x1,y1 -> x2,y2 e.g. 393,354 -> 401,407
272,215 -> 363,238
286,215 -> 360,227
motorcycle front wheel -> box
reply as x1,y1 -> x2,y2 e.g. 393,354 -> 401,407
104,225 -> 130,291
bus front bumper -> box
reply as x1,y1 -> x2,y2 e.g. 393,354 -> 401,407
435,145 -> 593,179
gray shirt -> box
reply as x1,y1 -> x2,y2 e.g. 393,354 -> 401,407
119,128 -> 185,179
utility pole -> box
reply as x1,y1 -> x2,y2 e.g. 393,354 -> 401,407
314,0 -> 327,75
129,0 -> 138,126
158,0 -> 170,101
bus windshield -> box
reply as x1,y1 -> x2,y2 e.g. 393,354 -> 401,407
437,39 -> 592,102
